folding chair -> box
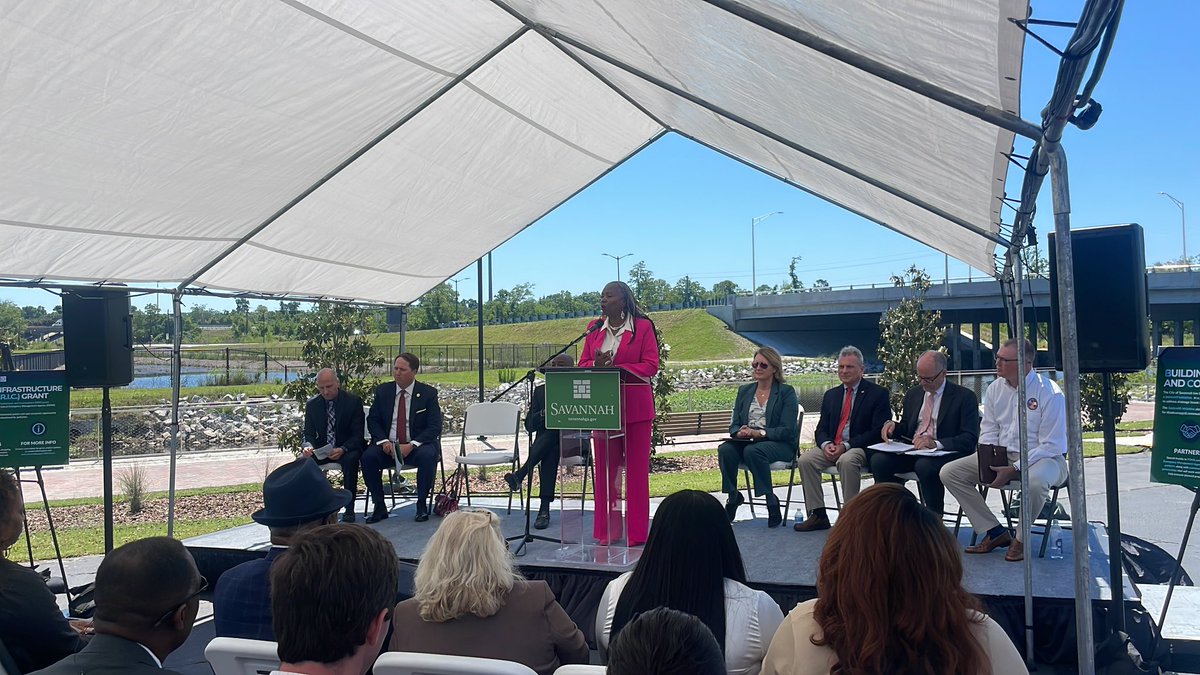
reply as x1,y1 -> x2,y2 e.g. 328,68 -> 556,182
205,637 -> 280,675
739,409 -> 804,523
456,402 -> 522,513
823,464 -> 873,511
373,652 -> 537,675
956,478 -> 1069,558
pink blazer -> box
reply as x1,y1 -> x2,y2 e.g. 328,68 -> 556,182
579,317 -> 660,424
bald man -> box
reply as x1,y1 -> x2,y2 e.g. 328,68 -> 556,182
302,368 -> 366,522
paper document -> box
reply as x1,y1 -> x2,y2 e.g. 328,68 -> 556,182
868,441 -> 914,453
313,443 -> 335,460
907,448 -> 953,457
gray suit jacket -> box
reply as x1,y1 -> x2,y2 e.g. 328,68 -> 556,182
28,634 -> 182,675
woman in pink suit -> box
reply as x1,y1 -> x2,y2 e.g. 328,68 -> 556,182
579,281 -> 660,546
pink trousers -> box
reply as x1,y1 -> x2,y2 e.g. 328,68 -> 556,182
592,419 -> 651,546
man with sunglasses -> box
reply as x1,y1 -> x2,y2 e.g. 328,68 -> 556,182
30,537 -> 202,674
871,350 -> 980,517
270,525 -> 399,675
941,338 -> 1067,562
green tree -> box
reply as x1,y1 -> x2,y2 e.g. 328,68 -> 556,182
627,261 -> 654,300
1079,373 -> 1131,432
650,324 -> 674,451
279,303 -> 387,455
0,301 -> 28,346
876,266 -> 945,415
786,256 -> 805,292
673,276 -> 704,304
811,279 -> 832,292
711,280 -> 742,298
232,298 -> 251,338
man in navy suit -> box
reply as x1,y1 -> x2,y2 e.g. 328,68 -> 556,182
213,458 -> 350,641
795,345 -> 891,531
364,352 -> 442,523
302,368 -> 365,522
871,350 -> 980,516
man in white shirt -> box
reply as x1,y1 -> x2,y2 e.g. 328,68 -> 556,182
940,338 -> 1068,562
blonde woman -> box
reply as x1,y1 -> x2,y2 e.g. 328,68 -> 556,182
389,509 -> 589,674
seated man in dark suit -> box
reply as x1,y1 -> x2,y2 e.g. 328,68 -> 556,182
795,345 -> 891,532
870,350 -> 980,516
212,458 -> 350,641
363,352 -> 442,523
30,537 -> 202,675
504,353 -> 579,530
270,525 -> 399,675
301,367 -> 365,522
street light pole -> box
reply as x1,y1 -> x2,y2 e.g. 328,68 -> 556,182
1160,192 -> 1188,269
451,276 -> 471,322
601,252 -> 634,279
751,211 -> 783,305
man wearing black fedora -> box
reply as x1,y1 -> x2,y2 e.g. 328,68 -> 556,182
212,458 -> 351,641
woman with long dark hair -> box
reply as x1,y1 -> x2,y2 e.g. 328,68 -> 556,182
762,483 -> 1026,675
579,280 -> 659,546
596,490 -> 783,675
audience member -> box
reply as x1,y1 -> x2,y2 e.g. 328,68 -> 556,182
607,607 -> 725,675
942,338 -> 1067,562
597,490 -> 783,675
364,353 -> 442,523
505,353 -> 579,530
270,524 -> 399,675
30,537 -> 203,675
301,367 -> 365,522
871,350 -> 980,515
0,469 -> 88,673
717,347 -> 801,527
389,509 -> 588,675
761,483 -> 1026,675
795,346 -> 890,531
213,458 -> 350,640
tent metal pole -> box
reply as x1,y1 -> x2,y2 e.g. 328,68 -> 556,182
476,259 -> 485,402
1045,139 -> 1095,672
174,26 -> 530,292
399,306 -> 407,354
167,292 -> 183,537
699,0 -> 1040,141
1010,252 -> 1036,666
539,28 -> 1008,247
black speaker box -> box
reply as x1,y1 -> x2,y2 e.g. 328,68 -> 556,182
1048,223 -> 1150,373
63,289 -> 134,387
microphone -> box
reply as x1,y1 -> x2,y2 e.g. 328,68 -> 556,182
587,318 -> 605,334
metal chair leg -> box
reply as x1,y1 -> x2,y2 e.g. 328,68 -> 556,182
741,467 -> 757,517
1038,486 -> 1063,559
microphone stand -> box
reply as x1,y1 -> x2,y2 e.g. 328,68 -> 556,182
501,321 -> 601,555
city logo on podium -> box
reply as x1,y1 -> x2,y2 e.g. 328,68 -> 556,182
573,380 -> 591,399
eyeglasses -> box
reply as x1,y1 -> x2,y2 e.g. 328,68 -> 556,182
152,575 -> 208,628
995,355 -> 1017,364
751,362 -> 771,370
917,368 -> 945,383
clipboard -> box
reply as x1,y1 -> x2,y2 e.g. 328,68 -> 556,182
976,443 -> 1009,483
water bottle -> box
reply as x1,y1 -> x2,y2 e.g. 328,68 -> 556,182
1048,520 -> 1064,560
794,508 -> 806,528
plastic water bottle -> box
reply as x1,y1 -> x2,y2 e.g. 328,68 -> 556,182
794,508 -> 806,528
1048,520 -> 1064,560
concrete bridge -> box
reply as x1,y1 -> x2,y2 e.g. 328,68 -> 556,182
709,270 -> 1199,367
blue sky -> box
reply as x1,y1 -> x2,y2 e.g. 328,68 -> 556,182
3,1 -> 1195,312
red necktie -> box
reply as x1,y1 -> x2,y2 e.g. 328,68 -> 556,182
395,390 -> 408,444
833,386 -> 853,447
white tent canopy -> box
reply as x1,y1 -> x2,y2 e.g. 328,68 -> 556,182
0,0 -> 1027,304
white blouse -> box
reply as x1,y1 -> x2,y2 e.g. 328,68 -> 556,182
596,571 -> 784,675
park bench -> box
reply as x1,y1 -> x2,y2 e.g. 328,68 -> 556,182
659,410 -> 732,445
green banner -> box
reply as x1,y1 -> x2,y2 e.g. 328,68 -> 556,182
0,370 -> 70,468
545,369 -> 622,430
1151,347 -> 1200,488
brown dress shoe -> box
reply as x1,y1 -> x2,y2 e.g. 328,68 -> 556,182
964,531 -> 1012,554
793,512 -> 831,532
1004,538 -> 1025,562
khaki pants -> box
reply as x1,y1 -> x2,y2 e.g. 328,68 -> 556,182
940,451 -> 1068,541
798,446 -> 866,512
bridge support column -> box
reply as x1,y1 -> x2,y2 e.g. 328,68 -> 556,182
1152,320 -> 1162,352
971,322 -> 982,370
950,322 -> 961,368
1175,320 -> 1185,346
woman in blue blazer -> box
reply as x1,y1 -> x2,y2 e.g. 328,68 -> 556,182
717,347 -> 800,528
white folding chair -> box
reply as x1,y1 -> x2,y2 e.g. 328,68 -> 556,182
373,652 -> 538,675
204,637 -> 280,675
456,401 -> 522,513
553,665 -> 607,674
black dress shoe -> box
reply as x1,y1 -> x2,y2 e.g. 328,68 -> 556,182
724,493 -> 745,522
766,495 -> 783,529
504,472 -> 522,493
340,511 -> 357,523
365,509 -> 389,524
534,508 -> 551,530
414,504 -> 430,522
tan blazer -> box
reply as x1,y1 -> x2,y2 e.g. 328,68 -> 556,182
389,579 -> 589,675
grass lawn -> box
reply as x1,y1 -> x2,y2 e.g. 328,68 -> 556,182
15,517 -> 254,561
71,383 -> 287,408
